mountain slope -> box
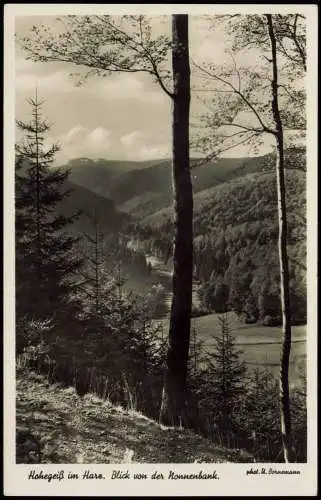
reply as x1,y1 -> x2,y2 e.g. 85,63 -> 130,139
134,167 -> 306,322
141,168 -> 306,236
60,158 -> 171,201
59,148 -> 305,221
56,179 -> 129,236
63,156 -> 263,211
16,368 -> 253,464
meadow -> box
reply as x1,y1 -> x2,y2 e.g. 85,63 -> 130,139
155,312 -> 307,386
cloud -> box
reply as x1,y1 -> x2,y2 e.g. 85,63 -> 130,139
16,70 -> 76,93
63,125 -> 112,149
189,20 -> 228,65
65,125 -> 90,144
120,130 -> 146,149
87,127 -> 112,147
89,73 -> 165,104
53,125 -> 117,163
55,125 -> 171,163
120,130 -> 170,160
16,56 -> 165,105
53,126 -> 171,163
15,56 -> 39,73
191,38 -> 227,66
136,145 -> 170,160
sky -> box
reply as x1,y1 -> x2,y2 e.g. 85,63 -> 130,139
14,14 -> 301,165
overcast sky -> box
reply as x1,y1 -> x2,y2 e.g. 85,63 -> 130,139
14,14 -> 298,164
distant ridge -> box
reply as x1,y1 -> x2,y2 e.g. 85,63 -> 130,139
57,147 -> 306,221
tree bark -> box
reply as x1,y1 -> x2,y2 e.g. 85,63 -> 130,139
34,91 -> 41,267
266,14 -> 293,463
159,14 -> 193,426
94,214 -> 99,315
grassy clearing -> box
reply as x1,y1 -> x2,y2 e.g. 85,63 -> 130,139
16,367 -> 254,464
155,312 -> 306,384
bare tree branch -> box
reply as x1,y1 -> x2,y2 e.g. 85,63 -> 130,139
193,132 -> 259,168
192,58 -> 275,135
19,15 -> 174,98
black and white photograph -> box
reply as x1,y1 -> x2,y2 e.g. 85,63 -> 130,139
3,3 -> 318,497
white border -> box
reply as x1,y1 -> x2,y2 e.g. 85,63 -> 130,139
4,4 -> 318,496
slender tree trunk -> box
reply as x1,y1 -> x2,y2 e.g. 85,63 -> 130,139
266,14 -> 293,463
94,213 -> 99,315
193,323 -> 197,376
34,91 -> 41,267
159,14 -> 193,426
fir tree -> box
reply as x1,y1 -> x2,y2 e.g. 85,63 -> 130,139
202,314 -> 247,431
15,92 -> 82,351
238,368 -> 281,461
188,319 -> 205,380
80,209 -> 108,321
77,217 -> 165,413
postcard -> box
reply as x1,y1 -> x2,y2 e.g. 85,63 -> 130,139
3,3 -> 318,496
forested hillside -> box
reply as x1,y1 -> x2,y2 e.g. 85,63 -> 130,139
56,179 -> 129,236
59,148 -> 305,220
134,152 -> 306,325
54,148 -> 306,326
59,157 -> 172,205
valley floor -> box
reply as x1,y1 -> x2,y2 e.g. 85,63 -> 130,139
16,368 -> 254,464
154,312 -> 306,386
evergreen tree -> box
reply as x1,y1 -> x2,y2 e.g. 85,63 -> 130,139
15,92 -> 82,351
80,209 -> 108,321
76,216 -> 166,414
237,368 -> 281,461
202,314 -> 247,432
188,319 -> 205,379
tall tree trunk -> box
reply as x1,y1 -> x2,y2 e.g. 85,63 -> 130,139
34,90 -> 41,267
159,14 -> 193,426
266,14 -> 293,463
93,209 -> 100,315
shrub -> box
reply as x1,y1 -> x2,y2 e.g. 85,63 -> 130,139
262,315 -> 281,326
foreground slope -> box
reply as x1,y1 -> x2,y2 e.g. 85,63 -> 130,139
16,368 -> 253,464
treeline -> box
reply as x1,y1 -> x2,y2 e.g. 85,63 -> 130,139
133,164 -> 306,325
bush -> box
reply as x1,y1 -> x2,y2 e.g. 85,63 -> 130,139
16,427 -> 42,464
262,315 -> 281,326
198,280 -> 230,313
191,307 -> 209,318
236,369 -> 282,461
145,283 -> 168,318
